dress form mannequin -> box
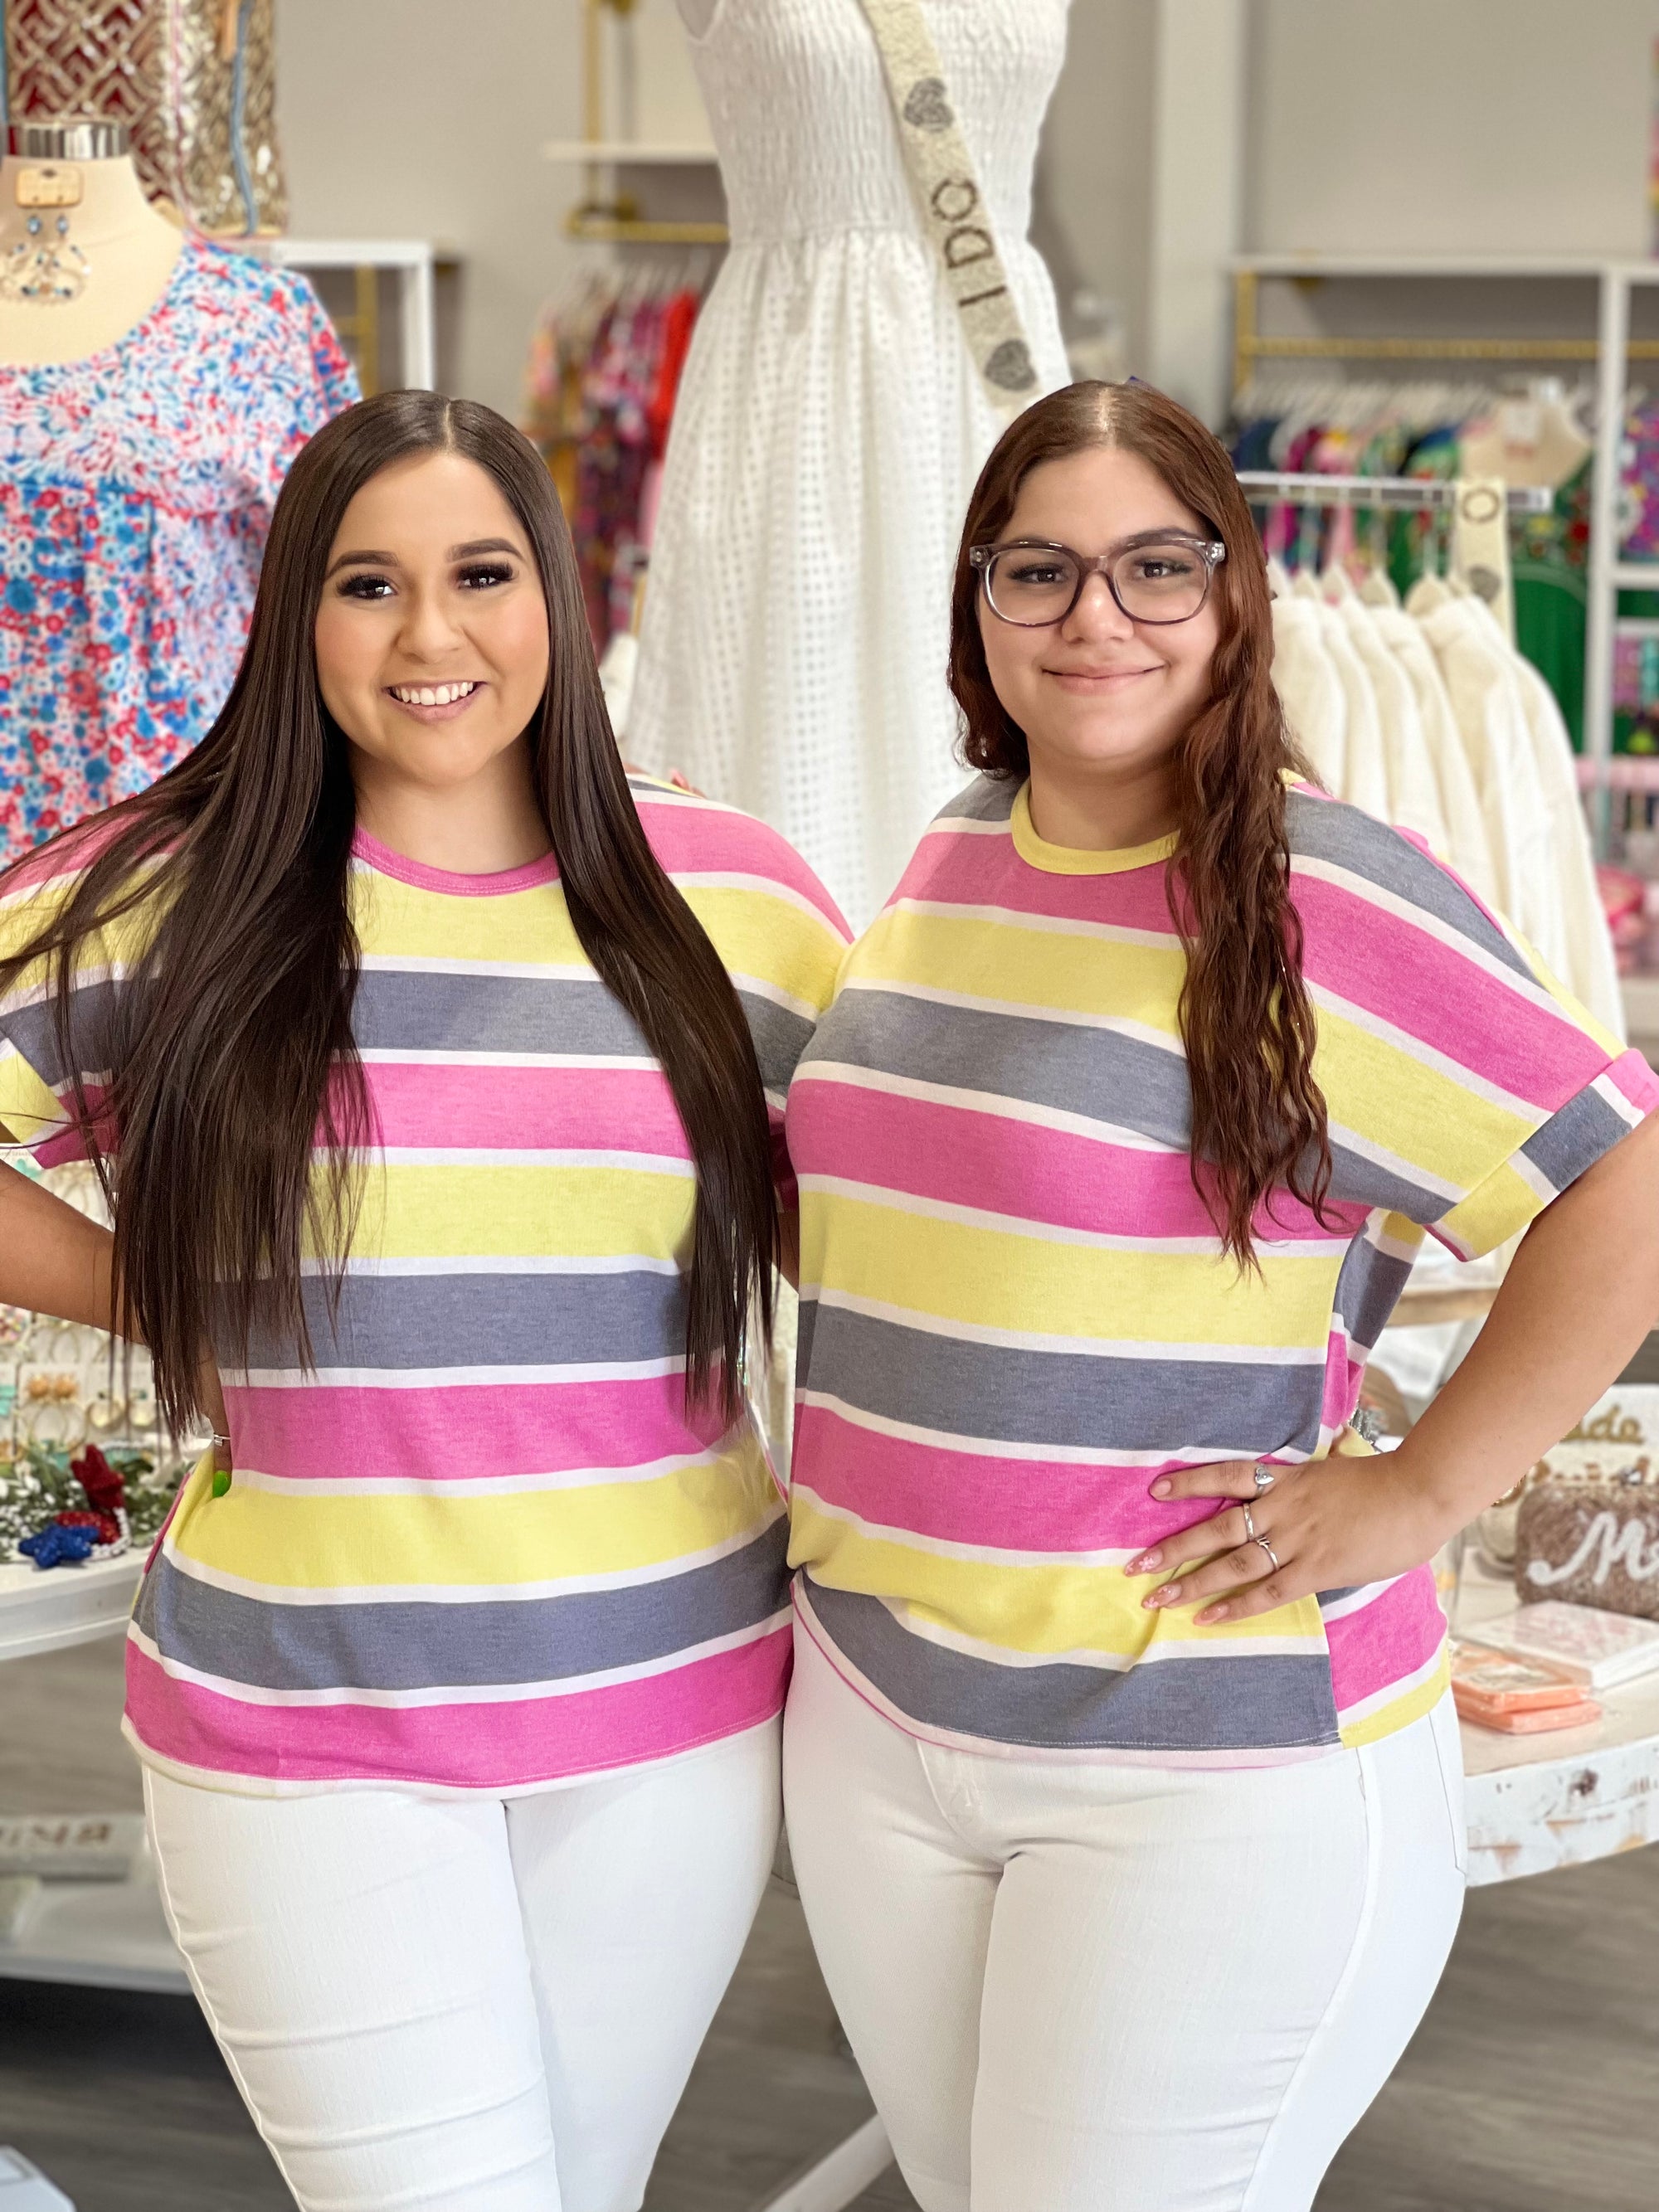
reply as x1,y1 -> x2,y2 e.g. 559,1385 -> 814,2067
627,0 -> 1070,926
0,123 -> 355,858
0,119 -> 182,367
1460,382 -> 1591,493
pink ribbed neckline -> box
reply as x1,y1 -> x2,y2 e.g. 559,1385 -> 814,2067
350,826 -> 560,897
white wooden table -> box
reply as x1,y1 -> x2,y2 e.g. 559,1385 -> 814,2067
1455,1563 -> 1659,1885
0,1557 -> 185,1997
0,1555 -> 142,1666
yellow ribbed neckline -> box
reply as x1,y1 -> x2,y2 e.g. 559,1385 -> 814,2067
1010,784 -> 1179,876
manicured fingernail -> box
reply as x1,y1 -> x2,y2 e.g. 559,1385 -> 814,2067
1196,1605 -> 1227,1625
1127,1549 -> 1161,1575
1151,1478 -> 1172,1499
1145,1584 -> 1180,1609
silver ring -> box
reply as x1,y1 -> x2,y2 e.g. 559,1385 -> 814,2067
1241,1501 -> 1258,1541
1253,1465 -> 1277,1495
211,1431 -> 232,1449
1253,1536 -> 1281,1573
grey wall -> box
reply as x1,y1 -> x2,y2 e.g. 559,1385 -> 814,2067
1247,0 -> 1659,259
272,0 -> 1659,422
274,0 -> 585,418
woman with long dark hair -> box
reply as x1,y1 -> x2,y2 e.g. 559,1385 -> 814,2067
780,381 -> 1659,2210
0,391 -> 847,2211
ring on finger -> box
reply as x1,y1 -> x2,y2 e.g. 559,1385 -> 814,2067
1253,1465 -> 1276,1495
1241,1501 -> 1258,1542
1253,1535 -> 1281,1574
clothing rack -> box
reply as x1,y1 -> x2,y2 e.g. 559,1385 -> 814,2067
1235,471 -> 1553,513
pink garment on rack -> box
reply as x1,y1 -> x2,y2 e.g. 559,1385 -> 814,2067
1263,426 -> 1321,563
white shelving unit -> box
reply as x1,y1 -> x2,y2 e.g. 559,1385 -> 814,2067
1584,264 -> 1659,850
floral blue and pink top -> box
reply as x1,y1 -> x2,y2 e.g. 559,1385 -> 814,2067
0,236 -> 358,860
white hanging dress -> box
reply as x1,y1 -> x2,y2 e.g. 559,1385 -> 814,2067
1269,593 -> 1348,796
626,0 -> 1072,925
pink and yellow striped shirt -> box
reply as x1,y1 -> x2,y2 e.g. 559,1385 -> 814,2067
785,777 -> 1658,1764
0,778 -> 849,1795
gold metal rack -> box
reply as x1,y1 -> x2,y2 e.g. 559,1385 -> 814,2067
331,266 -> 382,396
1232,267 -> 1659,403
565,0 -> 728,248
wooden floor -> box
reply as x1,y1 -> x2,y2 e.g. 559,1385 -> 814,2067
2,1637 -> 1656,2211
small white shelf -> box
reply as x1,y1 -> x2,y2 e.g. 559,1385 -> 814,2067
542,139 -> 718,163
0,1554 -> 142,1665
251,237 -> 438,270
1613,562 -> 1659,591
1231,253 -> 1610,280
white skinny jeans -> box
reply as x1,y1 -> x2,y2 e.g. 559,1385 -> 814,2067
783,1624 -> 1466,2212
144,1719 -> 781,2212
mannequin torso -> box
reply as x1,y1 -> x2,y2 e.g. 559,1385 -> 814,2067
0,151 -> 182,367
1460,391 -> 1591,494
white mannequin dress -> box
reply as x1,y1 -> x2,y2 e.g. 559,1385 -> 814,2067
627,0 -> 1071,925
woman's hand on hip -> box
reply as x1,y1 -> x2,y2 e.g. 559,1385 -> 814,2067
1121,1454 -> 1452,1626
198,1350 -> 232,1478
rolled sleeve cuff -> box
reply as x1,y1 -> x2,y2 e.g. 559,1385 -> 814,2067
1435,1047 -> 1659,1261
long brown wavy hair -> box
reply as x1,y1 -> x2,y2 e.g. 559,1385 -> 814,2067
0,391 -> 776,1427
949,378 -> 1332,1263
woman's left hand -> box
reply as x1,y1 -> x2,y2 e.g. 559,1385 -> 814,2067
1122,1454 -> 1453,1626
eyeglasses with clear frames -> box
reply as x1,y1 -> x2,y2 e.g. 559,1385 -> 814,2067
969,532 -> 1226,628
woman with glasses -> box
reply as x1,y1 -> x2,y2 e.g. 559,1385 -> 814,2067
778,379 -> 1659,2211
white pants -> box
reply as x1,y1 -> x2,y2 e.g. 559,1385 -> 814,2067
783,1625 -> 1466,2212
144,1720 -> 781,2212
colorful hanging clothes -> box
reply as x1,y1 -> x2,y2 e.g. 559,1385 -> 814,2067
0,236 -> 358,861
523,282 -> 705,648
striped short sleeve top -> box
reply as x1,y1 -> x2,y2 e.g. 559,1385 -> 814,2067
784,775 -> 1658,1765
0,777 -> 849,1796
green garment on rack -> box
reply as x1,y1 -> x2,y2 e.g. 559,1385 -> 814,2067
1510,459 -> 1659,751
1511,459 -> 1591,750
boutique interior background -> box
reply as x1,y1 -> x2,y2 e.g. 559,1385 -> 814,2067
273,0 -> 1659,425
7,7 -> 1659,2211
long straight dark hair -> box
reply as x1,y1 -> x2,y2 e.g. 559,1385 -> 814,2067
949,379 -> 1333,1263
0,391 -> 776,1427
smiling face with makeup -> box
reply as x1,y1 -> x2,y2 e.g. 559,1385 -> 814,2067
976,443 -> 1221,850
314,448 -> 553,868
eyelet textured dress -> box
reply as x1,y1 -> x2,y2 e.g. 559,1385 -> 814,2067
626,0 -> 1071,927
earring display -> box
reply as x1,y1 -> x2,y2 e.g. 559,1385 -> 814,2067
1,158 -> 90,303
0,210 -> 90,303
